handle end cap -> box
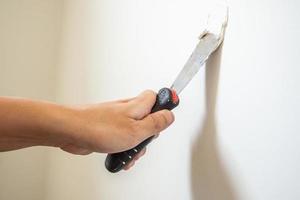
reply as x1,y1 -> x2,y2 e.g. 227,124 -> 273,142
105,154 -> 125,173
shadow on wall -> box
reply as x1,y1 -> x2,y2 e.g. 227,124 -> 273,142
191,45 -> 237,200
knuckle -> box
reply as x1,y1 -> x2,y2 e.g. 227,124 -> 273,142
162,110 -> 174,124
151,114 -> 164,133
166,110 -> 175,124
141,90 -> 157,102
160,111 -> 170,128
144,89 -> 156,97
152,111 -> 174,132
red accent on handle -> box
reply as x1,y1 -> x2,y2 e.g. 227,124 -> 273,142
171,89 -> 179,104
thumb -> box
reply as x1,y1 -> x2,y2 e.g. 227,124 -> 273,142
137,109 -> 175,139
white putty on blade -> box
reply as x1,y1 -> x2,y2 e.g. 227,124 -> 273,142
199,2 -> 228,49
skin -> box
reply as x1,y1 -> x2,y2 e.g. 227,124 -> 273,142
0,90 -> 174,170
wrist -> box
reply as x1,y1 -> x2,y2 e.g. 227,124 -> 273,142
38,103 -> 78,148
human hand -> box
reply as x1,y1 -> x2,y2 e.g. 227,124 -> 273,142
60,90 -> 174,170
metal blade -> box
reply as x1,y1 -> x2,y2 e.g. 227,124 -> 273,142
170,33 -> 220,94
170,3 -> 228,94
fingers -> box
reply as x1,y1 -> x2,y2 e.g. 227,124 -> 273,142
137,109 -> 174,139
128,90 -> 157,119
135,147 -> 147,160
124,148 -> 146,170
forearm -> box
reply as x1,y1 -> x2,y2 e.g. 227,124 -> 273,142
0,97 -> 73,151
0,90 -> 174,166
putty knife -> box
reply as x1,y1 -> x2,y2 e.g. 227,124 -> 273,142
105,5 -> 228,173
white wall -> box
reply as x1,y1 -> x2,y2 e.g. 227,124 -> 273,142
0,1 -> 62,200
1,0 -> 300,200
44,0 -> 300,200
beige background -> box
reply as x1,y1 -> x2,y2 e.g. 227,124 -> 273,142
0,1 -> 61,200
1,0 -> 300,200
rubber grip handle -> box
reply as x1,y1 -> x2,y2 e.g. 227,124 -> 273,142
105,88 -> 179,173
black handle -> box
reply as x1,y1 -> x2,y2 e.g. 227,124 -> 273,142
105,88 -> 179,173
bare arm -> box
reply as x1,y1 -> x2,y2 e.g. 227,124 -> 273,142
0,90 -> 174,169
